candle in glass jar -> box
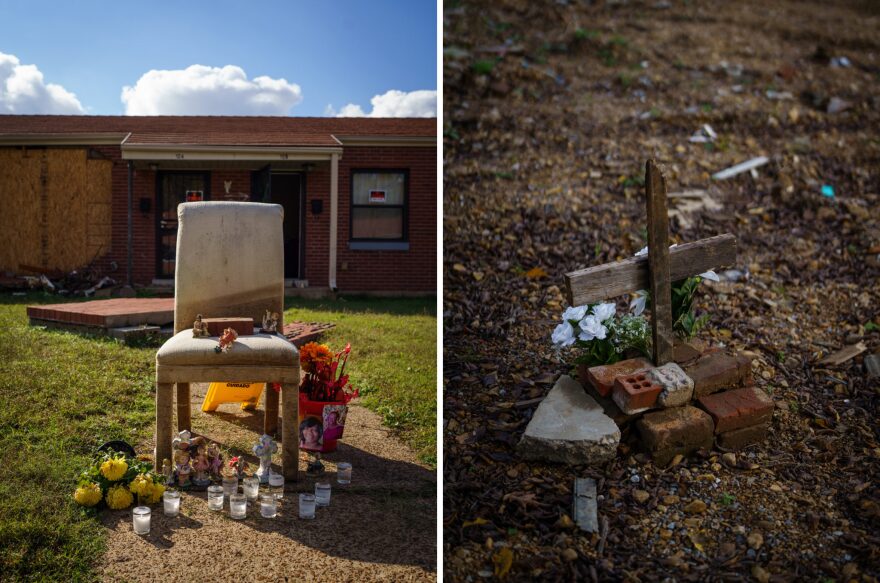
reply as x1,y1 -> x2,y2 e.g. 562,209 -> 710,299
163,490 -> 181,517
243,476 -> 260,501
207,485 -> 224,510
315,482 -> 331,507
337,462 -> 352,484
133,506 -> 151,535
229,493 -> 247,519
222,476 -> 238,498
269,473 -> 284,499
260,493 -> 277,518
299,493 -> 316,519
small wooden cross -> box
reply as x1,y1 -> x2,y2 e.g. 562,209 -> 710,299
564,160 -> 737,365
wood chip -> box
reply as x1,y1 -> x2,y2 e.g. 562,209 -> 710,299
819,342 -> 867,365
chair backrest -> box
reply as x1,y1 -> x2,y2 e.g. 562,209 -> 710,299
174,201 -> 285,333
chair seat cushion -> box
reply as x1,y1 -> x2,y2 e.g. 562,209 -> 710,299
156,330 -> 298,367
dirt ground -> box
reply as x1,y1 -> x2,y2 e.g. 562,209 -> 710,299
98,384 -> 436,583
443,0 -> 880,581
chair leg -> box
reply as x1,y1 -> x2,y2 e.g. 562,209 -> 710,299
281,382 -> 299,481
156,382 -> 173,465
264,384 -> 279,436
177,382 -> 191,431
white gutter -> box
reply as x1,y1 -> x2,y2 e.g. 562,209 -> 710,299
121,144 -> 343,161
329,152 -> 339,291
331,135 -> 436,147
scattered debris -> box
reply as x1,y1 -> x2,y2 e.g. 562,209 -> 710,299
711,156 -> 770,180
766,90 -> 794,100
863,354 -> 879,379
821,184 -> 835,198
827,97 -> 852,114
572,477 -> 598,533
688,124 -> 717,143
818,342 -> 867,366
830,56 -> 852,68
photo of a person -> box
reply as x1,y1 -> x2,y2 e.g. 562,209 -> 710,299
299,416 -> 323,451
322,405 -> 347,441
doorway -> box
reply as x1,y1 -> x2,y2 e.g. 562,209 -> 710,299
270,173 -> 304,279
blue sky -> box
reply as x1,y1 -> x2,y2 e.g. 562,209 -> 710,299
0,0 -> 437,116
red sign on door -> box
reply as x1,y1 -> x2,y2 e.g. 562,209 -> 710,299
186,190 -> 204,202
369,190 -> 386,203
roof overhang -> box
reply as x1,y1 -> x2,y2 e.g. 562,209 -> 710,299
0,132 -> 130,146
332,135 -> 436,147
120,144 -> 343,161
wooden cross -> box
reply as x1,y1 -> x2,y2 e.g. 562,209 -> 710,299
564,160 -> 737,365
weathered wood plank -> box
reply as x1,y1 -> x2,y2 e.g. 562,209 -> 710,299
564,233 -> 737,306
281,382 -> 299,482
573,477 -> 598,533
646,160 -> 674,365
155,382 -> 173,466
176,382 -> 191,431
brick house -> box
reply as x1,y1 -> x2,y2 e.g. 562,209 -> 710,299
0,115 -> 436,294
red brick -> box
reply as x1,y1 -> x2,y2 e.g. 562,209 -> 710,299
582,357 -> 653,397
717,421 -> 769,450
636,406 -> 714,466
612,372 -> 662,414
684,352 -> 752,397
697,387 -> 774,434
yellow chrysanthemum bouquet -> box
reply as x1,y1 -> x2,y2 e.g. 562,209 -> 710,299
74,450 -> 166,511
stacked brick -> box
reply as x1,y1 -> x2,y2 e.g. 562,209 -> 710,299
581,343 -> 772,464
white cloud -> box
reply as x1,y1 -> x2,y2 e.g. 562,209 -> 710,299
331,89 -> 436,118
121,64 -> 303,116
0,52 -> 84,114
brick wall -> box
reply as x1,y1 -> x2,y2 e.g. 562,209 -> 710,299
97,144 -> 436,292
311,145 -> 437,293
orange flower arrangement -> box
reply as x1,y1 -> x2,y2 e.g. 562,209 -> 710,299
300,342 -> 333,373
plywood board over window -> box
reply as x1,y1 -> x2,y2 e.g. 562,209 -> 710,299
0,148 -> 112,273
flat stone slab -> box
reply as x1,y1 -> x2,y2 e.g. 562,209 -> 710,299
650,362 -> 695,408
517,375 -> 620,466
573,478 -> 598,533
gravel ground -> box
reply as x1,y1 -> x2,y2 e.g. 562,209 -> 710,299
98,383 -> 436,583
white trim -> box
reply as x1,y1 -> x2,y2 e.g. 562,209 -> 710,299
122,144 -> 342,161
332,135 -> 436,147
0,133 -> 129,146
329,153 -> 339,291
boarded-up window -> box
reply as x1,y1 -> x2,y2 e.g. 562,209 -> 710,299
350,171 -> 407,241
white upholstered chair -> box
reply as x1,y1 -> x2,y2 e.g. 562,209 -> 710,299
154,201 -> 299,481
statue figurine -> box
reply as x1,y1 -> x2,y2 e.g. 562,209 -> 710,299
191,445 -> 211,487
161,458 -> 174,486
214,327 -> 238,353
206,442 -> 223,479
174,449 -> 192,488
172,429 -> 192,453
193,314 -> 210,337
261,310 -> 279,334
228,456 -> 249,480
252,434 -> 278,484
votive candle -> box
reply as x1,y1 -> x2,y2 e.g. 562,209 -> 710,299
133,506 -> 151,535
299,493 -> 316,519
315,482 -> 331,507
337,462 -> 352,484
230,493 -> 247,519
207,485 -> 224,510
163,490 -> 180,517
269,473 -> 284,499
243,476 -> 260,501
260,493 -> 277,518
222,476 -> 238,498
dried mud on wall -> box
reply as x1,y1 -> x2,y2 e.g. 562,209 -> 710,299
0,148 -> 112,273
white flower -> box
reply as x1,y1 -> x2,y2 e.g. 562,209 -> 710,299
698,270 -> 719,282
592,302 -> 616,323
578,315 -> 608,341
561,305 -> 589,323
630,289 -> 649,316
635,246 -> 648,257
551,322 -> 576,347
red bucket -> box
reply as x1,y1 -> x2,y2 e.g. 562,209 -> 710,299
297,393 -> 351,453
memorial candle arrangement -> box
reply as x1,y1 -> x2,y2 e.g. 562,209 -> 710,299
337,462 -> 352,484
207,485 -> 224,510
315,482 -> 331,507
132,506 -> 151,535
163,490 -> 181,517
230,494 -> 247,519
299,493 -> 316,519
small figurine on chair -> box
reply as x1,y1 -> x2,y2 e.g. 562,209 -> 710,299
252,434 -> 278,484
191,444 -> 212,487
174,449 -> 192,489
261,310 -> 279,334
215,327 -> 238,353
193,314 -> 210,337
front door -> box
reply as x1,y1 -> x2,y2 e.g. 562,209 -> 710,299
270,173 -> 303,279
156,171 -> 210,278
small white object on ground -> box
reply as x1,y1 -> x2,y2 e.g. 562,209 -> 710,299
712,156 -> 769,180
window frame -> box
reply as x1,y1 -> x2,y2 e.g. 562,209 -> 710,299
154,170 -> 211,278
349,168 -> 409,250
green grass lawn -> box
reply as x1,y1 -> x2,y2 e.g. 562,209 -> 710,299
0,292 -> 436,581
